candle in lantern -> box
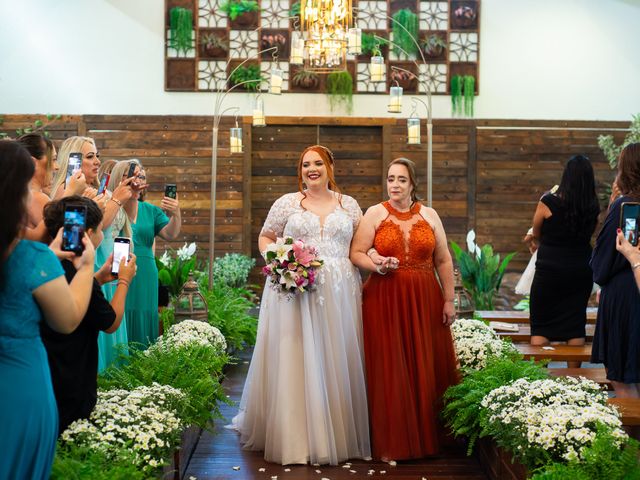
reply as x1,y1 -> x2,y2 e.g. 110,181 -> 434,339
370,56 -> 385,82
388,85 -> 403,113
270,69 -> 283,94
252,110 -> 265,126
348,27 -> 361,55
230,127 -> 243,153
290,37 -> 304,65
407,118 -> 420,144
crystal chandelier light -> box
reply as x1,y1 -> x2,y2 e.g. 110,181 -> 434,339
300,0 -> 352,71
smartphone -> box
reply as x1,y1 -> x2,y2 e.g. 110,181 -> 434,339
66,152 -> 83,184
164,183 -> 177,199
61,204 -> 87,255
98,174 -> 110,195
126,162 -> 137,179
620,202 -> 640,247
111,237 -> 131,277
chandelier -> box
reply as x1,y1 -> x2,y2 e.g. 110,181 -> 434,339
300,0 -> 354,72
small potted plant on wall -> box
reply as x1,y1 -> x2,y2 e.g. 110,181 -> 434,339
169,6 -> 194,56
229,64 -> 263,91
292,68 -> 320,90
261,32 -> 287,51
200,33 -> 228,58
390,68 -> 416,90
360,32 -> 388,58
220,0 -> 259,27
391,9 -> 419,57
326,70 -> 353,114
422,34 -> 446,59
451,3 -> 477,28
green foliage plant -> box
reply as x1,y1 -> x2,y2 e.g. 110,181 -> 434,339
212,253 -> 256,288
451,74 -> 463,116
443,355 -> 548,454
598,114 -> 640,170
361,32 -> 387,56
156,243 -> 198,300
464,75 -> 475,117
450,230 -> 516,310
229,64 -> 264,91
326,70 -> 353,114
391,9 -> 419,57
0,114 -> 62,139
169,7 -> 194,55
99,343 -> 229,428
51,445 -> 146,480
422,33 -> 447,57
220,0 -> 259,21
531,430 -> 640,480
289,0 -> 300,16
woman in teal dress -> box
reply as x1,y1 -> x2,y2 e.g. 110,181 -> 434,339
0,140 -> 94,479
110,160 -> 182,347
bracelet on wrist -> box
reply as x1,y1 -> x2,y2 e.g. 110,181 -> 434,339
118,279 -> 130,287
367,248 -> 377,258
110,198 -> 123,207
375,264 -> 387,275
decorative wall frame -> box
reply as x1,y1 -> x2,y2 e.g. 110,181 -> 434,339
165,0 -> 480,94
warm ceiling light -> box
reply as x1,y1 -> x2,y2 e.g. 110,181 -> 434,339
300,0 -> 352,72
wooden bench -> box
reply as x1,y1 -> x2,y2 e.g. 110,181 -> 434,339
494,324 -> 596,343
476,308 -> 597,325
514,343 -> 592,362
607,398 -> 640,426
548,367 -> 611,389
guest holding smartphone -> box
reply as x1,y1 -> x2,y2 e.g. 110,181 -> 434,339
40,196 -> 137,433
591,143 -> 640,398
0,140 -> 94,479
616,229 -> 640,291
110,160 -> 181,347
49,136 -> 98,200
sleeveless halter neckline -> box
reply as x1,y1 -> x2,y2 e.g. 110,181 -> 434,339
383,201 -> 421,220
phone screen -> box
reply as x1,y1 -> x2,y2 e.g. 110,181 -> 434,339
62,205 -> 87,254
621,202 -> 640,247
127,162 -> 137,179
165,184 -> 177,199
66,153 -> 83,183
112,237 -> 131,276
98,174 -> 110,195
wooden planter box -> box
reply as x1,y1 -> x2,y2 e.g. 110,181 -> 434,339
476,438 -> 529,480
163,425 -> 203,480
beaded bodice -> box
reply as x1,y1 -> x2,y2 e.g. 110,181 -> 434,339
373,201 -> 435,271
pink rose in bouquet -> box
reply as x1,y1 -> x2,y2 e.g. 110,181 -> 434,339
262,237 -> 323,298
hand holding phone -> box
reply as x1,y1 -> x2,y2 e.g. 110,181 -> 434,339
111,237 -> 132,277
620,202 -> 640,247
98,174 -> 110,195
61,204 -> 87,255
66,153 -> 83,184
164,184 -> 177,199
126,163 -> 137,179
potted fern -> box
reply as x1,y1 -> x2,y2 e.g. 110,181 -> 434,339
292,68 -> 320,90
326,70 -> 353,114
391,9 -> 419,57
229,64 -> 263,91
220,0 -> 259,27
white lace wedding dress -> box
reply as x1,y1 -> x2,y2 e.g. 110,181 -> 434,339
233,192 -> 371,465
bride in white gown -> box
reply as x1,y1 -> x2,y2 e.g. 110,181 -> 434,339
233,145 -> 371,465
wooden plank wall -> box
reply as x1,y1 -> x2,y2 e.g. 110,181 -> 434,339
0,115 -> 628,271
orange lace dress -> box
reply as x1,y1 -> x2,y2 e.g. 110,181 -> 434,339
362,201 -> 458,460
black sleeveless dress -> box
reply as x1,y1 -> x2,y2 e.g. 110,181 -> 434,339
529,193 -> 594,340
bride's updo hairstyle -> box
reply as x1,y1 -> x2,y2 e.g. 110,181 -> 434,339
297,144 -> 342,208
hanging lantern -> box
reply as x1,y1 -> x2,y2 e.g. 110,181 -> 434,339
290,36 -> 304,65
348,27 -> 361,55
301,0 -> 352,71
453,268 -> 475,318
270,68 -> 283,94
407,117 -> 420,144
388,84 -> 403,113
174,273 -> 209,323
253,96 -> 266,127
369,55 -> 385,82
230,124 -> 243,153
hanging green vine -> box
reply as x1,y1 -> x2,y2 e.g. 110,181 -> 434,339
451,75 -> 463,117
169,7 -> 194,55
326,70 -> 353,114
391,9 -> 419,58
464,75 -> 475,117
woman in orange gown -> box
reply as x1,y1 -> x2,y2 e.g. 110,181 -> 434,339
350,157 -> 458,461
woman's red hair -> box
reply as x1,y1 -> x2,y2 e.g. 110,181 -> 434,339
297,145 -> 342,208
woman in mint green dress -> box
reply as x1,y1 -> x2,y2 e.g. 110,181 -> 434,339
0,140 -> 94,480
94,159 -> 137,371
113,160 -> 182,347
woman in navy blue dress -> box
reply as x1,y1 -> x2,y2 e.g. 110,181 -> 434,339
591,142 -> 640,398
0,140 -> 94,479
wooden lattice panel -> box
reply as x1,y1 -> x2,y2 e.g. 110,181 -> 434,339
165,0 -> 480,94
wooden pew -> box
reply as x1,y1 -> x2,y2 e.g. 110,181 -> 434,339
514,343 -> 592,362
494,324 -> 596,343
608,398 -> 640,426
548,367 -> 611,390
476,308 -> 597,325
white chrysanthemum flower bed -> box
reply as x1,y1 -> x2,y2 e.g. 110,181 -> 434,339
451,318 -> 516,371
481,376 -> 626,463
60,383 -> 185,471
150,319 -> 227,354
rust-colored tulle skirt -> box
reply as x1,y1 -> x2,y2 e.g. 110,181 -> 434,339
362,268 -> 459,460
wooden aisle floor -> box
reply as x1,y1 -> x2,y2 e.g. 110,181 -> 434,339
184,351 -> 488,480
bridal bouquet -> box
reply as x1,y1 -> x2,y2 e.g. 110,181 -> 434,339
262,237 -> 323,297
